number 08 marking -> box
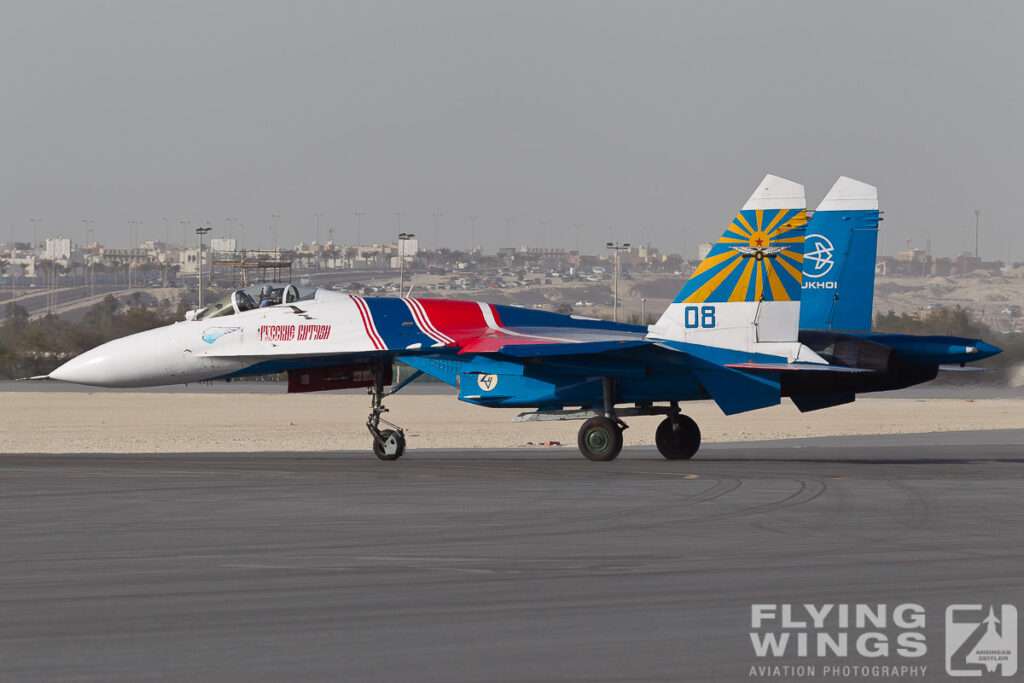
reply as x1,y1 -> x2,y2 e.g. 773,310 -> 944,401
684,305 -> 716,329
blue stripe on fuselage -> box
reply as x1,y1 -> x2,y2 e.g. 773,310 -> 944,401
362,298 -> 440,349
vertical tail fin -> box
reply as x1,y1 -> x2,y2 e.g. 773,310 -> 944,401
651,174 -> 807,350
799,177 -> 880,331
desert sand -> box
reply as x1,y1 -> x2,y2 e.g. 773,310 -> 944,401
0,391 -> 1021,453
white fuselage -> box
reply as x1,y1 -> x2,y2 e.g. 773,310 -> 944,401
49,291 -> 380,387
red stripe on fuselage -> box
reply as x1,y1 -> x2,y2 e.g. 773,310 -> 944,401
405,298 -> 455,345
412,299 -> 489,344
349,295 -> 386,350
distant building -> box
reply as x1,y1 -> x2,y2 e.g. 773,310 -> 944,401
931,257 -> 954,276
896,249 -> 931,276
179,247 -> 203,275
876,256 -> 896,276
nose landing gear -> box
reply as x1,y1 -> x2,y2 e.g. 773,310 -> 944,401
366,365 -> 426,461
367,369 -> 405,460
371,428 -> 406,461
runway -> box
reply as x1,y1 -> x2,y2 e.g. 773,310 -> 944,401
2,431 -> 1023,681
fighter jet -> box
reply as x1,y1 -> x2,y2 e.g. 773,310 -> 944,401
47,175 -> 1000,461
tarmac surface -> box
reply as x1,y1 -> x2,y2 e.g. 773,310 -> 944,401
2,430 -> 1023,682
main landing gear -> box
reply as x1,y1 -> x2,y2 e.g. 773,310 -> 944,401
578,416 -> 626,461
577,378 -> 628,461
575,404 -> 700,461
519,382 -> 703,462
366,365 -> 423,461
654,413 -> 701,460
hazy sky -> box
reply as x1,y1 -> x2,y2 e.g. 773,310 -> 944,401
3,1 -> 1023,261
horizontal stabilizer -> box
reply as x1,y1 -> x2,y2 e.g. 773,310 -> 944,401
693,367 -> 780,415
790,393 -> 855,413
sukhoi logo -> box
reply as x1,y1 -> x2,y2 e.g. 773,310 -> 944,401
477,374 -> 498,392
804,234 -> 835,278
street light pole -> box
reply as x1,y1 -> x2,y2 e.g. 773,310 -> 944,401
354,212 -> 364,248
125,221 -> 133,290
606,241 -> 630,322
975,209 -> 981,259
354,212 -> 365,270
82,220 -> 94,299
29,219 -> 40,286
398,232 -> 415,297
271,214 -> 280,253
196,225 -> 212,308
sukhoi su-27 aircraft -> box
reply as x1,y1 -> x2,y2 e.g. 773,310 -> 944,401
47,175 -> 1000,461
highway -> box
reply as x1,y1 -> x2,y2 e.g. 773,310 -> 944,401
1,431 -> 1022,681
0,270 -> 389,322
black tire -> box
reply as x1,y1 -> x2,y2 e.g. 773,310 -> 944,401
578,417 -> 623,461
655,415 -> 700,460
372,429 -> 405,461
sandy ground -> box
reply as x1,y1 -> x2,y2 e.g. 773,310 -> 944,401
1,391 -> 1021,453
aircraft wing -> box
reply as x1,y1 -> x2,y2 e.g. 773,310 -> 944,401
456,327 -> 651,356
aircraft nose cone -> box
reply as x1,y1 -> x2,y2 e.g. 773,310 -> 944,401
49,339 -> 140,387
49,329 -> 179,388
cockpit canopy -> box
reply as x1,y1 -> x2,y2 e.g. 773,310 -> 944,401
189,283 -> 318,320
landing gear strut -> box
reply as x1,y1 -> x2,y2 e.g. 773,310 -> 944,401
367,367 -> 405,461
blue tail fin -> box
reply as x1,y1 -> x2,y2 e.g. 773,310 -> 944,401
799,177 -> 881,331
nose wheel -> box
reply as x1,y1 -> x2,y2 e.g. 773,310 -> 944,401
372,429 -> 406,461
655,414 -> 700,460
367,367 -> 406,460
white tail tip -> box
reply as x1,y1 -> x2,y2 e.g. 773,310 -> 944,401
741,174 -> 805,211
815,176 -> 878,211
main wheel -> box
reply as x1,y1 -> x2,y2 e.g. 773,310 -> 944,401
655,415 -> 700,460
372,429 -> 406,461
578,417 -> 623,461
